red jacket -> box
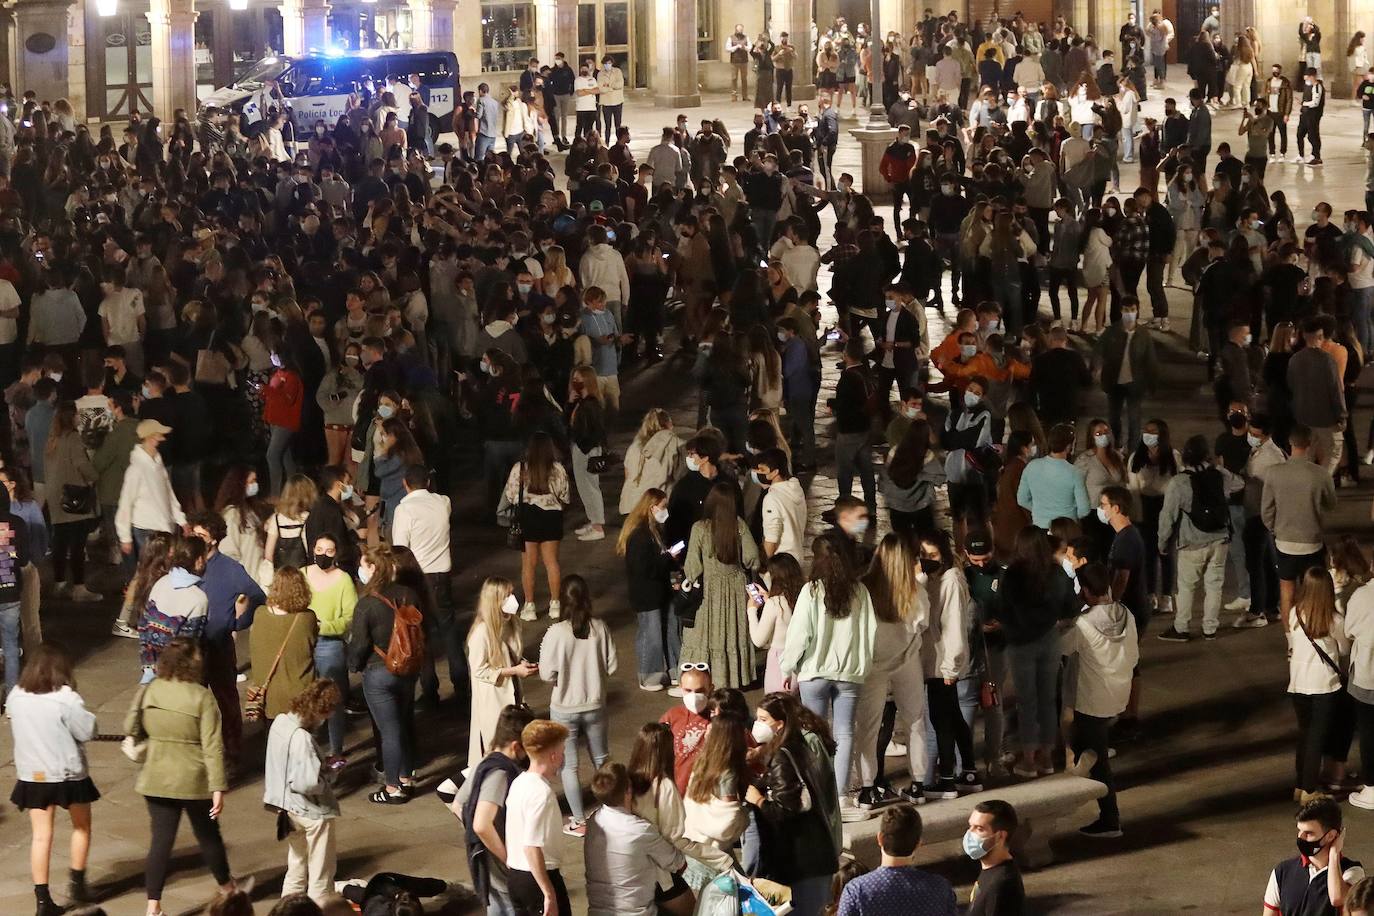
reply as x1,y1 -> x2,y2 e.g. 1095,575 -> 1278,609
263,369 -> 303,432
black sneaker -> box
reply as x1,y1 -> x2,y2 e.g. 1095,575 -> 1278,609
857,785 -> 899,809
1157,627 -> 1191,642
930,777 -> 959,800
1079,818 -> 1124,838
957,770 -> 984,793
900,783 -> 927,805
1203,630 -> 1218,641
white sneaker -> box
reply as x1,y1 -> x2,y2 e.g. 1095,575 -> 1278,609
1159,318 -> 1170,333
1070,750 -> 1098,777
839,796 -> 872,822
52,581 -> 70,598
577,528 -> 606,541
111,620 -> 138,639
1350,786 -> 1374,809
1364,448 -> 1374,466
639,680 -> 665,692
548,600 -> 562,620
1232,612 -> 1270,629
519,601 -> 537,621
1225,597 -> 1251,612
667,686 -> 684,697
69,584 -> 102,603
885,741 -> 908,758
573,523 -> 593,536
1292,154 -> 1305,163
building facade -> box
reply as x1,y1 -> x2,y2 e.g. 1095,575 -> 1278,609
0,0 -> 1368,124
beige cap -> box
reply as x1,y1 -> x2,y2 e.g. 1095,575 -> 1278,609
136,419 -> 172,439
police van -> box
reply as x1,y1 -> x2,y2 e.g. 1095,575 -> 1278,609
198,49 -> 458,138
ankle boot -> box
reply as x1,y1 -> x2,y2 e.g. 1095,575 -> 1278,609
67,870 -> 90,904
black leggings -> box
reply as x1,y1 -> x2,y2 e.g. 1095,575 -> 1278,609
1269,119 -> 1289,155
145,796 -> 231,899
927,678 -> 975,779
1048,266 -> 1080,320
1292,691 -> 1350,792
51,518 -> 92,585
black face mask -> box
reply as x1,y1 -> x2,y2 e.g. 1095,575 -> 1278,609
314,553 -> 335,570
1229,411 -> 1248,429
920,557 -> 941,575
1297,834 -> 1328,858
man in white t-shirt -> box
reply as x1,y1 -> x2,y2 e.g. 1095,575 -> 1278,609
97,268 -> 147,375
573,63 -> 600,140
505,719 -> 572,916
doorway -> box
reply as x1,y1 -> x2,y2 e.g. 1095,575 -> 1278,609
577,0 -> 633,84
85,11 -> 154,120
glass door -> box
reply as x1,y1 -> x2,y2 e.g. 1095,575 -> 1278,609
96,12 -> 153,120
577,0 -> 632,81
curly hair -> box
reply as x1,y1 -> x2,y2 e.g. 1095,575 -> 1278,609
287,677 -> 341,725
267,565 -> 313,614
156,637 -> 204,683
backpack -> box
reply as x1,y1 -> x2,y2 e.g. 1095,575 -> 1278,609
1184,467 -> 1230,533
372,595 -> 426,676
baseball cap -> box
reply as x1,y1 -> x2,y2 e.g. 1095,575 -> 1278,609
965,532 -> 993,557
137,419 -> 172,439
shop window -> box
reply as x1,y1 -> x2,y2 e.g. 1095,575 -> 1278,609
482,1 -> 536,72
696,0 -> 715,60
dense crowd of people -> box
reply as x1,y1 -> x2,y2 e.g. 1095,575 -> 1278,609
7,4 -> 1374,916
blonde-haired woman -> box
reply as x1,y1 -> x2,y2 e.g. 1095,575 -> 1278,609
852,534 -> 930,805
248,566 -> 319,720
263,475 -> 316,584
619,408 -> 685,515
466,576 -> 537,764
568,365 -> 608,541
541,246 -> 575,298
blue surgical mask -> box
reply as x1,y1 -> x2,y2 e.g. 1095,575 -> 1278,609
964,390 -> 981,408
960,344 -> 977,359
1094,433 -> 1110,448
1247,433 -> 1262,448
1142,432 -> 1159,448
339,484 -> 355,501
963,830 -> 992,860
378,405 -> 396,419
245,481 -> 260,498
844,518 -> 870,536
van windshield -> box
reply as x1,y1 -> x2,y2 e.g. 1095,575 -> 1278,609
234,57 -> 291,88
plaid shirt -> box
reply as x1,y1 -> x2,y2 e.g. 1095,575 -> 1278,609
1116,214 -> 1150,261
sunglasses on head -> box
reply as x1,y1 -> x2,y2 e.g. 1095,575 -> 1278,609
680,662 -> 710,672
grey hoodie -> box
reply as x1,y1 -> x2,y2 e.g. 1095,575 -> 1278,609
1062,601 -> 1138,718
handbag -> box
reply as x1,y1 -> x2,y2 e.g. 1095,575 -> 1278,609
671,577 -> 704,628
244,614 -> 302,722
122,685 -> 149,763
506,464 -> 525,551
60,483 -> 96,516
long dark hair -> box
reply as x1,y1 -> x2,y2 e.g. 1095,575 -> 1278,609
1129,418 -> 1177,476
1008,526 -> 1055,589
809,530 -> 860,618
704,482 -> 741,563
560,574 -> 594,639
628,722 -> 675,797
887,419 -> 932,489
758,691 -> 805,753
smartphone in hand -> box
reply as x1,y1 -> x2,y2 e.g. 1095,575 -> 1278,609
667,540 -> 686,559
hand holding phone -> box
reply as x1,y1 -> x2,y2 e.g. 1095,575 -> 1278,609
667,540 -> 686,558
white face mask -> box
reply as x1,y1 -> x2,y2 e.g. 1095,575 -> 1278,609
1122,311 -> 1138,326
1029,443 -> 1039,457
48,372 -> 62,383
1247,433 -> 1262,448
245,480 -> 260,497
844,518 -> 870,536
686,455 -> 701,473
1094,433 -> 1110,448
903,406 -> 920,419
358,564 -> 373,585
751,719 -> 775,744
501,594 -> 520,615
1096,506 -> 1111,524
960,345 -> 978,359
1141,432 -> 1159,447
683,691 -> 706,714
1061,557 -> 1077,579
964,390 -> 981,408
652,506 -> 669,524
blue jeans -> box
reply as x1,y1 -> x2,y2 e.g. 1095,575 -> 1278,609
314,638 -> 349,756
474,133 -> 496,161
0,600 -> 18,698
1353,286 -> 1374,357
551,707 -> 609,820
635,607 -> 681,683
800,678 -> 861,798
266,424 -> 297,497
363,665 -> 417,786
1227,505 -> 1250,601
486,888 -> 516,916
922,675 -> 978,783
1007,629 -> 1061,749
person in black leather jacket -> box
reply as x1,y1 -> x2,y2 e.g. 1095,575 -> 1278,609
744,692 -> 840,916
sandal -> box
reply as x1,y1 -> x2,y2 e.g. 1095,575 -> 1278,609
369,788 -> 409,805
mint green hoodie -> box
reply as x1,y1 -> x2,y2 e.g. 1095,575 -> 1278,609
780,580 -> 877,683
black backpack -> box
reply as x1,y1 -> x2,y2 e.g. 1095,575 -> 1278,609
1184,468 -> 1230,533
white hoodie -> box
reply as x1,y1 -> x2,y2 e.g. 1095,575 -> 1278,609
114,444 -> 186,543
1062,602 -> 1139,717
578,243 -> 631,304
761,477 -> 808,562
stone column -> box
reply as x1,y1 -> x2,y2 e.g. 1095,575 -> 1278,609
535,0 -> 577,67
8,0 -> 75,106
146,0 -> 197,124
653,0 -> 698,107
775,0 -> 815,100
851,0 -> 896,201
281,0 -> 331,55
454,0 -> 480,80
409,0 -> 455,50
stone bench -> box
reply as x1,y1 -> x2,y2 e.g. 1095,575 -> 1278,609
841,775 -> 1108,869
